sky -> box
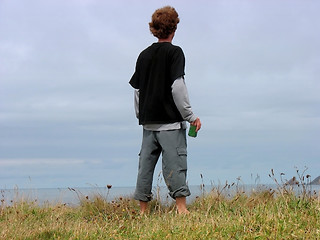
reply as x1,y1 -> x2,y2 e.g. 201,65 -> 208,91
1,0 -> 319,190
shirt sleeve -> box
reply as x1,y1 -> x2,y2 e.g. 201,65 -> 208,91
134,89 -> 139,119
170,47 -> 185,82
129,54 -> 141,89
171,77 -> 197,123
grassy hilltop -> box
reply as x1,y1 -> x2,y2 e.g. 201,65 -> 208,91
1,170 -> 320,239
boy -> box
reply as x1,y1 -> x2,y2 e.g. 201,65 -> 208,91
129,6 -> 201,214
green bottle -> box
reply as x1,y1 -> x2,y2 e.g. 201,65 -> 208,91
188,124 -> 197,137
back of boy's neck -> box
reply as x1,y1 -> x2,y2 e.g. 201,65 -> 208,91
158,39 -> 172,43
158,33 -> 174,43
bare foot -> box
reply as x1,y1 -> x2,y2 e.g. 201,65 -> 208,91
139,200 -> 148,215
178,209 -> 190,214
176,197 -> 189,214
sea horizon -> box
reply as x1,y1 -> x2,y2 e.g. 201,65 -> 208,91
1,183 -> 319,207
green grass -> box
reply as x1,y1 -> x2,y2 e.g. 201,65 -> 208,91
1,183 -> 320,240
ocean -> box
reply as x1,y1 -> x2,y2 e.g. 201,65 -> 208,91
1,184 -> 319,206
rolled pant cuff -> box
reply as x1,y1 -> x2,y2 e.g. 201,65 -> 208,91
169,186 -> 191,199
133,191 -> 153,202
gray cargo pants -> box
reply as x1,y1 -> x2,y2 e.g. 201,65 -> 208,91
133,128 -> 191,202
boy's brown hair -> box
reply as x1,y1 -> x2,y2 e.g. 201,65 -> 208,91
149,6 -> 180,39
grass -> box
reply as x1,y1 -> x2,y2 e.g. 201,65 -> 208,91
1,172 -> 320,239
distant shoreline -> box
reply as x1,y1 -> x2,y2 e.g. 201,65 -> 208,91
1,184 -> 320,206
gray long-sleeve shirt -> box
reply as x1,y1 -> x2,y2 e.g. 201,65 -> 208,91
134,76 -> 197,131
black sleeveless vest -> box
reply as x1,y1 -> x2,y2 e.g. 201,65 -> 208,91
129,42 -> 185,125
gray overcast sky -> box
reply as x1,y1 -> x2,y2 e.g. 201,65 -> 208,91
1,0 -> 319,189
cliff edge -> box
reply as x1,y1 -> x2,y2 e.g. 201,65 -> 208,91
310,176 -> 320,185
285,176 -> 320,185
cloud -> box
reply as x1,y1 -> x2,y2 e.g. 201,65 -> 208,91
0,158 -> 85,167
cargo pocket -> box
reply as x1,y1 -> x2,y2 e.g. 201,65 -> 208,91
176,147 -> 187,171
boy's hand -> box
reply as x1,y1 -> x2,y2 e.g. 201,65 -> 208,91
191,117 -> 201,132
